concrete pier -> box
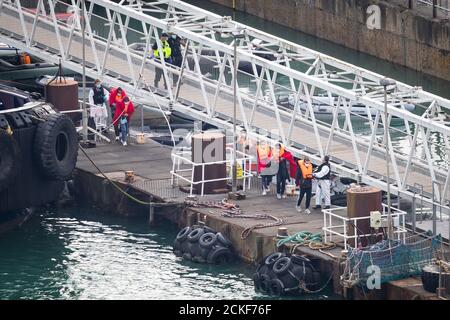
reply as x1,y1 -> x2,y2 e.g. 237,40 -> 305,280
73,139 -> 444,300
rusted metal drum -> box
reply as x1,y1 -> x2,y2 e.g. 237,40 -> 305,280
45,79 -> 79,123
191,132 -> 227,194
346,186 -> 382,247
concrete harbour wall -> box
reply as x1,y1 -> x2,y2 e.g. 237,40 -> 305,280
207,0 -> 450,81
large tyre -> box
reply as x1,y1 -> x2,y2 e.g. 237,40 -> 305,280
273,256 -> 292,275
207,246 -> 233,264
34,113 -> 78,180
216,232 -> 232,247
0,131 -> 21,192
269,279 -> 285,297
176,226 -> 191,242
253,273 -> 262,292
259,274 -> 271,293
421,265 -> 450,293
265,252 -> 285,267
199,232 -> 218,248
187,228 -> 205,243
203,226 -> 216,234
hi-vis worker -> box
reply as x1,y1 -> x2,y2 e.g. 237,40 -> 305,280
152,33 -> 172,89
313,155 -> 331,210
295,156 -> 313,214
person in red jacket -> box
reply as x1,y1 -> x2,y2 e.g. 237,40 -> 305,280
273,143 -> 296,199
109,87 -> 134,142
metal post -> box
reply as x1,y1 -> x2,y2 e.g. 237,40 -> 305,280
232,36 -> 237,193
433,0 -> 438,18
81,0 -> 88,142
432,181 -> 437,236
384,85 -> 392,238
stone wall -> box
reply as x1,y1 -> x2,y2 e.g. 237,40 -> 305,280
208,0 -> 450,81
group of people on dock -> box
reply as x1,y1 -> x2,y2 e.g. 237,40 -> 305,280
88,80 -> 135,146
240,131 -> 332,214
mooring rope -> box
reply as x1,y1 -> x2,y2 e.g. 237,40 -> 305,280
184,198 -> 284,239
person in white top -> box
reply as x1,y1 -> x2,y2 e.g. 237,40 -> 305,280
88,79 -> 109,133
313,155 -> 331,209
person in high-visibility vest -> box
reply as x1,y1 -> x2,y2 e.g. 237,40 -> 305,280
257,140 -> 273,196
295,156 -> 313,214
152,33 -> 172,89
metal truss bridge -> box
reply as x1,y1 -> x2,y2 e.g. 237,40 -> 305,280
0,0 -> 449,214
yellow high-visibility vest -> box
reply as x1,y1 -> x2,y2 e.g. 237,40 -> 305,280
153,40 -> 172,59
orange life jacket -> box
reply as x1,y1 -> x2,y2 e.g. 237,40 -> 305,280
257,144 -> 270,160
20,54 -> 31,65
298,160 -> 313,179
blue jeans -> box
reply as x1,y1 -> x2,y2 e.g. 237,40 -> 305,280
119,118 -> 129,143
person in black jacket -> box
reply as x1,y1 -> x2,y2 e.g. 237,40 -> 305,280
168,33 -> 184,87
295,156 -> 313,214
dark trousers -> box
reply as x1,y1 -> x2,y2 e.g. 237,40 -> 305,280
261,175 -> 272,190
172,56 -> 182,84
154,65 -> 167,89
276,174 -> 286,195
297,187 -> 312,208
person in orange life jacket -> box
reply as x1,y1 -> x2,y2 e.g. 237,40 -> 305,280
257,140 -> 273,195
273,143 -> 295,199
109,87 -> 134,141
313,155 -> 331,210
295,156 -> 313,214
152,33 -> 172,89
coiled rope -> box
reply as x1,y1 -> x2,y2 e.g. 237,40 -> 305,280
277,231 -> 336,252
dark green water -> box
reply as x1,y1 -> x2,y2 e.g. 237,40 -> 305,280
0,208 -> 337,300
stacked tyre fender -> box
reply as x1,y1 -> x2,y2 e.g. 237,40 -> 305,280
173,225 -> 234,264
253,252 -> 322,296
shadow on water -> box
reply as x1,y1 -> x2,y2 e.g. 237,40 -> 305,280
0,207 -> 339,300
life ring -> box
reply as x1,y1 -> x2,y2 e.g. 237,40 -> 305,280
0,130 -> 22,192
33,113 -> 78,180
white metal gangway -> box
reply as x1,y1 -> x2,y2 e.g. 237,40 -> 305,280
0,0 -> 449,212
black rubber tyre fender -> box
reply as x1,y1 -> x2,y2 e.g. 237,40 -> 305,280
421,265 -> 450,293
273,256 -> 292,275
34,113 -> 78,180
216,232 -> 232,247
253,273 -> 262,292
203,226 -> 216,234
259,274 -> 271,293
264,252 -> 285,267
199,232 -> 218,248
187,228 -> 205,243
291,254 -> 311,265
206,246 -> 232,264
176,226 -> 191,242
0,130 -> 21,192
269,279 -> 285,297
172,239 -> 181,252
340,177 -> 357,185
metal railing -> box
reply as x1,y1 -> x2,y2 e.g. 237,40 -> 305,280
322,204 -> 407,250
170,147 -> 253,196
